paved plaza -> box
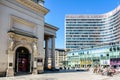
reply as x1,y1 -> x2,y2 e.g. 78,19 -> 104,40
0,70 -> 120,80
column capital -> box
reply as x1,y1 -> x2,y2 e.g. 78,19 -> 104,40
8,31 -> 15,38
45,37 -> 49,40
33,38 -> 38,42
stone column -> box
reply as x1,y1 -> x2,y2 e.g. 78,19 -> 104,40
32,39 -> 38,74
44,38 -> 49,69
51,36 -> 55,70
32,58 -> 37,74
6,35 -> 14,76
44,37 -> 49,69
6,50 -> 14,77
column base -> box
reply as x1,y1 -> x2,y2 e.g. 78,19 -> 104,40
6,68 -> 14,77
51,67 -> 56,71
38,70 -> 44,74
44,67 -> 49,70
51,66 -> 55,69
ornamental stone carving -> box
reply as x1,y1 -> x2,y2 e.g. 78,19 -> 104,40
9,38 -> 14,51
8,33 -> 15,51
33,39 -> 38,57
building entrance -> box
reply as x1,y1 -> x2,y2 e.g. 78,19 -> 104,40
15,47 -> 31,73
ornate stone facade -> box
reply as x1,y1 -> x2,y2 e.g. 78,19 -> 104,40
0,0 -> 58,76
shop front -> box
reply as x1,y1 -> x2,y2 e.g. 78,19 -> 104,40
110,58 -> 120,68
100,59 -> 110,67
92,58 -> 100,67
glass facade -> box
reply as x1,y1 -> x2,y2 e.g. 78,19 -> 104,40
65,5 -> 120,50
67,43 -> 120,68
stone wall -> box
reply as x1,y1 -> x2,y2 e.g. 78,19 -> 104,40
0,0 -> 45,74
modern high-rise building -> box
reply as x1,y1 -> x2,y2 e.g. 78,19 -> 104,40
65,5 -> 120,50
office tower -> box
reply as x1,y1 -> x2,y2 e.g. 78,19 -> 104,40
65,5 -> 120,50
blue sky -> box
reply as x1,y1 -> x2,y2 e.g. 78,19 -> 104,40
44,0 -> 120,49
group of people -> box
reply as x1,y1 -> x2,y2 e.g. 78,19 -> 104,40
93,66 -> 116,76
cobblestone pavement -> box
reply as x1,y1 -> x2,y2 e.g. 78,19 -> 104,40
0,70 -> 120,80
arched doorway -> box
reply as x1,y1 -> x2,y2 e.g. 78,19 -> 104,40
15,47 -> 31,73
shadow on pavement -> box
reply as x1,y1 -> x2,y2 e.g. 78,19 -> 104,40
44,69 -> 88,74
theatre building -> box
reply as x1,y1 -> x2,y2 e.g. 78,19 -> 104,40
0,0 -> 58,76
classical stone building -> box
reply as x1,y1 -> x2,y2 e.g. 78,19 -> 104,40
0,0 -> 58,76
43,48 -> 67,69
55,49 -> 67,69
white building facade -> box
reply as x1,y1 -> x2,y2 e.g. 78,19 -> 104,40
65,5 -> 120,50
0,0 -> 58,76
55,49 -> 66,69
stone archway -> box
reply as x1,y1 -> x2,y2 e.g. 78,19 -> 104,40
7,32 -> 39,76
15,47 -> 31,73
